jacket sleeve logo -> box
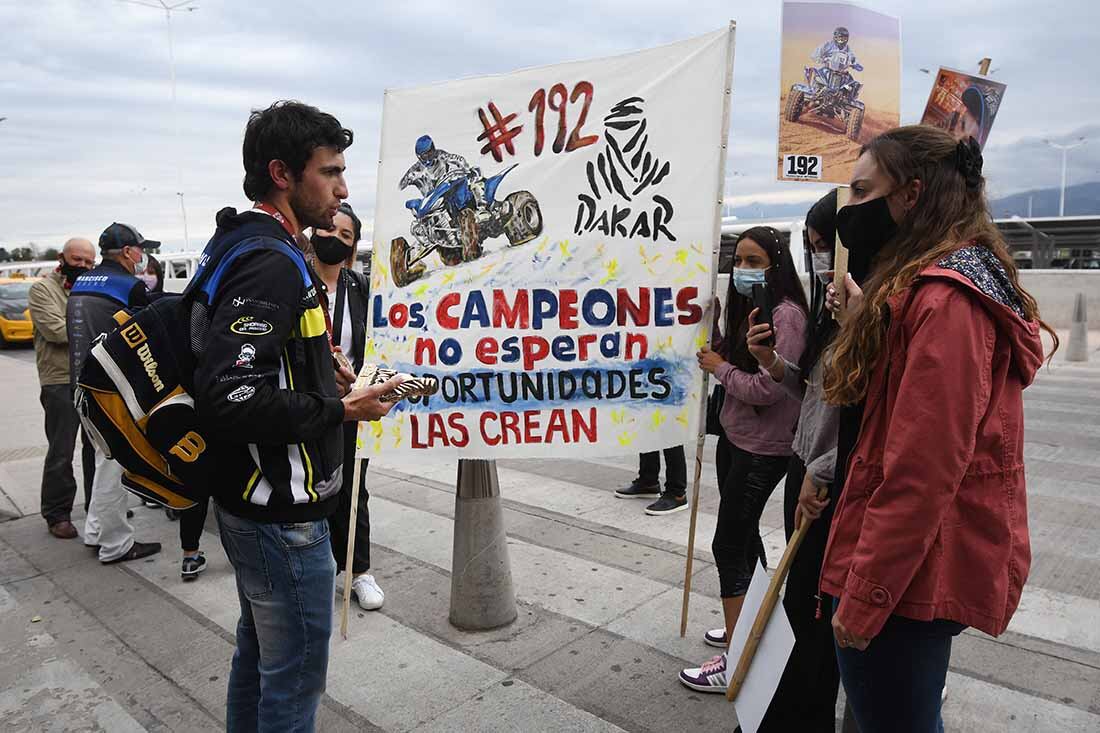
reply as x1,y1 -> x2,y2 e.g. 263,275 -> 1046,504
168,431 -> 207,463
230,316 -> 273,336
227,385 -> 256,403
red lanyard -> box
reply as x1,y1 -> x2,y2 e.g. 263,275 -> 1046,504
252,202 -> 297,238
253,202 -> 337,352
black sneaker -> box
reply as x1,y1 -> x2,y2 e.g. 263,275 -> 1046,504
615,482 -> 661,499
181,552 -> 207,581
645,493 -> 688,516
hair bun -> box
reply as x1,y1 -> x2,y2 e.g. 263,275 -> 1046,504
955,137 -> 984,190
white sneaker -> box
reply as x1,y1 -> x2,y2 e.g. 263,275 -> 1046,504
352,574 -> 385,611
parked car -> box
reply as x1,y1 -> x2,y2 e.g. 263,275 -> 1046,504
0,276 -> 38,346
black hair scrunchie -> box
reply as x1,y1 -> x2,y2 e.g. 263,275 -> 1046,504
955,136 -> 984,190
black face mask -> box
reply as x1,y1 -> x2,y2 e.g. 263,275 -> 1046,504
311,234 -> 350,266
59,262 -> 90,285
836,195 -> 899,284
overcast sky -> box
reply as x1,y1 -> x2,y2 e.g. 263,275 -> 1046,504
2,0 -> 1098,252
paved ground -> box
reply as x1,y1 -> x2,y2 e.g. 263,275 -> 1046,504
1,334 -> 1098,732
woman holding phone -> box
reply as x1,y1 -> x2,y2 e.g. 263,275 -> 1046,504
820,126 -> 1056,731
679,226 -> 808,693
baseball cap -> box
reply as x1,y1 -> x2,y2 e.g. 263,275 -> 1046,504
99,222 -> 161,253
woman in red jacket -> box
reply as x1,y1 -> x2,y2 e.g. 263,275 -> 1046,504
821,125 -> 1057,732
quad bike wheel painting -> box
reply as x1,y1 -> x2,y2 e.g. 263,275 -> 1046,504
391,135 -> 544,288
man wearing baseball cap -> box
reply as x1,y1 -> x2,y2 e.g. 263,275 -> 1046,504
67,222 -> 161,563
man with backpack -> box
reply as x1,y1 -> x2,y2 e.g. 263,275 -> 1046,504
68,223 -> 163,563
192,101 -> 398,732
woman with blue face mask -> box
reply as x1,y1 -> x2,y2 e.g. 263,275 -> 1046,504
680,226 -> 810,694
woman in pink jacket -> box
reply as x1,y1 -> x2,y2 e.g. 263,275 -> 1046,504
680,226 -> 808,693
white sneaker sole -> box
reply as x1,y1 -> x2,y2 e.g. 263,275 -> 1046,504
645,503 -> 688,516
704,634 -> 727,649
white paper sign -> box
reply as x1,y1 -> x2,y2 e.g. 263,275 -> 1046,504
729,561 -> 797,733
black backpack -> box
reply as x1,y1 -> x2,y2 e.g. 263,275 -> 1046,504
75,228 -> 312,509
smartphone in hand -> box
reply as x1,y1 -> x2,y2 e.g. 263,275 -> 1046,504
751,282 -> 775,347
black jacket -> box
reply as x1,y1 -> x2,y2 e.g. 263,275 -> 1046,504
322,267 -> 370,373
192,208 -> 345,523
67,259 -> 149,389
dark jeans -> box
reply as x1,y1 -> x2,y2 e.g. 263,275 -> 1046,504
758,455 -> 840,732
81,428 -> 94,512
713,435 -> 789,597
180,497 -> 210,552
39,384 -> 85,525
835,597 -> 965,733
215,506 -> 336,733
329,423 -> 372,574
637,445 -> 687,496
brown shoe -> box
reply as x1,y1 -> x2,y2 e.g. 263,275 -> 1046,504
48,521 -> 78,539
102,541 -> 162,564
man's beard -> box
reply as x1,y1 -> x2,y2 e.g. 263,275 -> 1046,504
289,188 -> 333,231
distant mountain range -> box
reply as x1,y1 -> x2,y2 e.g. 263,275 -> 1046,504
729,181 -> 1100,221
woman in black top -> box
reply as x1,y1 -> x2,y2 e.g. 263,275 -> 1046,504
312,202 -> 385,611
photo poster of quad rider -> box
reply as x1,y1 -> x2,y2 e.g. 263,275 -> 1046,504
360,26 -> 736,459
777,1 -> 900,184
920,67 -> 1007,150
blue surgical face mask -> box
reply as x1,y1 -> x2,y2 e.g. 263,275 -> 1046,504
732,267 -> 768,297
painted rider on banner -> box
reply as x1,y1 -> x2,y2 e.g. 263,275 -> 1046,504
811,26 -> 863,74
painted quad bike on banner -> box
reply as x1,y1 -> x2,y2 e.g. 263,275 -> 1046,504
785,50 -> 865,142
390,165 -> 543,287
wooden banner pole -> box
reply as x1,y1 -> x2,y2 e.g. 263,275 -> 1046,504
831,186 -> 851,320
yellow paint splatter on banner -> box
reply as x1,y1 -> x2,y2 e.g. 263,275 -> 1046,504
650,409 -> 666,430
610,408 -> 626,425
675,249 -> 690,265
676,407 -> 691,428
599,259 -> 620,284
617,431 -> 636,447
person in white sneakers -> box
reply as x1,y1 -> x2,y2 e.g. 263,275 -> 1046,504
313,202 -> 385,612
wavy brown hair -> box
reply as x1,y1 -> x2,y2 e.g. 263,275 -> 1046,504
824,125 -> 1057,405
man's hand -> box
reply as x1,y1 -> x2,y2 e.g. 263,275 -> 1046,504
341,376 -> 403,423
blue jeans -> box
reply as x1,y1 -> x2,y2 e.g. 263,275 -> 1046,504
834,598 -> 965,733
215,506 -> 337,733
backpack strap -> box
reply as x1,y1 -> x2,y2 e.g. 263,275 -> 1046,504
189,236 -> 313,305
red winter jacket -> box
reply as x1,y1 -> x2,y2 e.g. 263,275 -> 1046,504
820,246 -> 1046,640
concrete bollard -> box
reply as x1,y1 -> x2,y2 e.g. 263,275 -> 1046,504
1067,292 -> 1088,363
449,458 -> 517,630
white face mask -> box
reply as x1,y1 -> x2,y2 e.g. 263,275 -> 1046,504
139,273 -> 158,289
128,247 -> 147,275
811,251 -> 833,283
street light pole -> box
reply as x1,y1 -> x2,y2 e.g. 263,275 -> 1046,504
1043,137 -> 1087,217
119,0 -> 197,249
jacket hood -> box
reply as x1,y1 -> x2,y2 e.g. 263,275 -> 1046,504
918,245 -> 1045,386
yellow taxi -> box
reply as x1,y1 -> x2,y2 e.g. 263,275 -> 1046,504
0,275 -> 39,346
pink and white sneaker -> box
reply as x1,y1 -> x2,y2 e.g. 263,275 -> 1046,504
679,653 -> 729,693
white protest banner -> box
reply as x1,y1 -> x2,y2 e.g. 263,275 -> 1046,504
359,26 -> 735,459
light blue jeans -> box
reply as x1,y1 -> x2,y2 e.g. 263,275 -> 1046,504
216,506 -> 336,733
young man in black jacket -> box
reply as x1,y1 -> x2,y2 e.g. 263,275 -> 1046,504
193,101 -> 397,732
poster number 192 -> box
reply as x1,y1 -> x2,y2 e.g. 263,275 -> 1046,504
782,154 -> 822,180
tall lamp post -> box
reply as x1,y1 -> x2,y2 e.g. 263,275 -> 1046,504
1043,137 -> 1087,217
119,0 -> 198,249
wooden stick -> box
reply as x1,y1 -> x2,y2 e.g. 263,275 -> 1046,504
681,21 -> 737,639
339,453 -> 365,640
680,427 -> 706,637
726,488 -> 828,701
978,57 -> 992,76
832,186 -> 851,320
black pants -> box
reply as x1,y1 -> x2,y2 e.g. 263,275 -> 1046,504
180,497 -> 210,552
637,445 -> 687,496
39,385 -> 86,525
758,454 -> 841,732
713,435 -> 789,598
80,428 -> 94,512
329,423 -> 372,574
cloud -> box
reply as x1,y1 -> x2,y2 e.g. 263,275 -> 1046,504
1,0 -> 1097,251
